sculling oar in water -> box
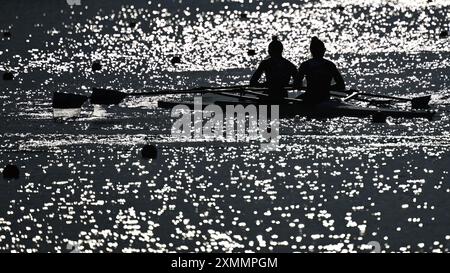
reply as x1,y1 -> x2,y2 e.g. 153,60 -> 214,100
361,92 -> 431,109
52,85 -> 253,109
241,88 -> 430,109
331,89 -> 431,109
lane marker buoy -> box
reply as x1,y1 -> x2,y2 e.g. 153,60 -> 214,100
3,165 -> 20,179
92,61 -> 102,71
141,144 -> 158,159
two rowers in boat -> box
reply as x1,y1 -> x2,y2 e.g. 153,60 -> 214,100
250,36 -> 345,104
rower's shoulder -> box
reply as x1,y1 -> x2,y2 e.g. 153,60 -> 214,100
301,58 -> 335,65
322,58 -> 337,67
264,57 -> 296,68
299,58 -> 313,69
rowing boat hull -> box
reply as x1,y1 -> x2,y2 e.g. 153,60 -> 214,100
157,98 -> 435,120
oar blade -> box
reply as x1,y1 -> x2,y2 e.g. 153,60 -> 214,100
52,92 -> 88,109
91,88 -> 128,105
411,95 -> 431,109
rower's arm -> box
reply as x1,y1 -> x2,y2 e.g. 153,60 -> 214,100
330,65 -> 345,91
250,63 -> 266,87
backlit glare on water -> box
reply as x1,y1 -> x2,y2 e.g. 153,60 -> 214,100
0,0 -> 450,252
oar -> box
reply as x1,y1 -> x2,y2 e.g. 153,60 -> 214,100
336,89 -> 431,109
89,86 -> 265,105
52,85 -> 252,109
363,92 -> 430,109
244,88 -> 362,103
245,89 -> 394,107
341,91 -> 361,102
328,91 -> 393,105
52,85 -> 347,109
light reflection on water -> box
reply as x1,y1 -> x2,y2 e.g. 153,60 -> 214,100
0,0 -> 450,253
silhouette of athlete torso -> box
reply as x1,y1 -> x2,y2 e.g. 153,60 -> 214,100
250,57 -> 299,100
299,57 -> 345,103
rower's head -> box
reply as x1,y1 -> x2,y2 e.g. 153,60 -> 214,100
310,36 -> 326,58
268,36 -> 283,57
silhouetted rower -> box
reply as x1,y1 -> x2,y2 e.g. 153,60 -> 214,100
250,36 -> 300,102
298,37 -> 345,103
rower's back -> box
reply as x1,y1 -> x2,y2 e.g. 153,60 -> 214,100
253,57 -> 297,97
299,37 -> 345,103
250,36 -> 299,100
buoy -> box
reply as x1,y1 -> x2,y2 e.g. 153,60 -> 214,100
170,56 -> 181,65
3,31 -> 11,38
247,49 -> 256,56
439,30 -> 448,39
3,72 -> 13,81
2,165 -> 19,179
92,61 -> 102,71
141,144 -> 158,159
372,112 -> 387,123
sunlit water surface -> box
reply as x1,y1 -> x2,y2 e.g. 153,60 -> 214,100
0,0 -> 450,252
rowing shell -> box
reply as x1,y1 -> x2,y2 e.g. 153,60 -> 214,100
157,93 -> 435,120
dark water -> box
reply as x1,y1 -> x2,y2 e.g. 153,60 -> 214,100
1,0 -> 450,252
